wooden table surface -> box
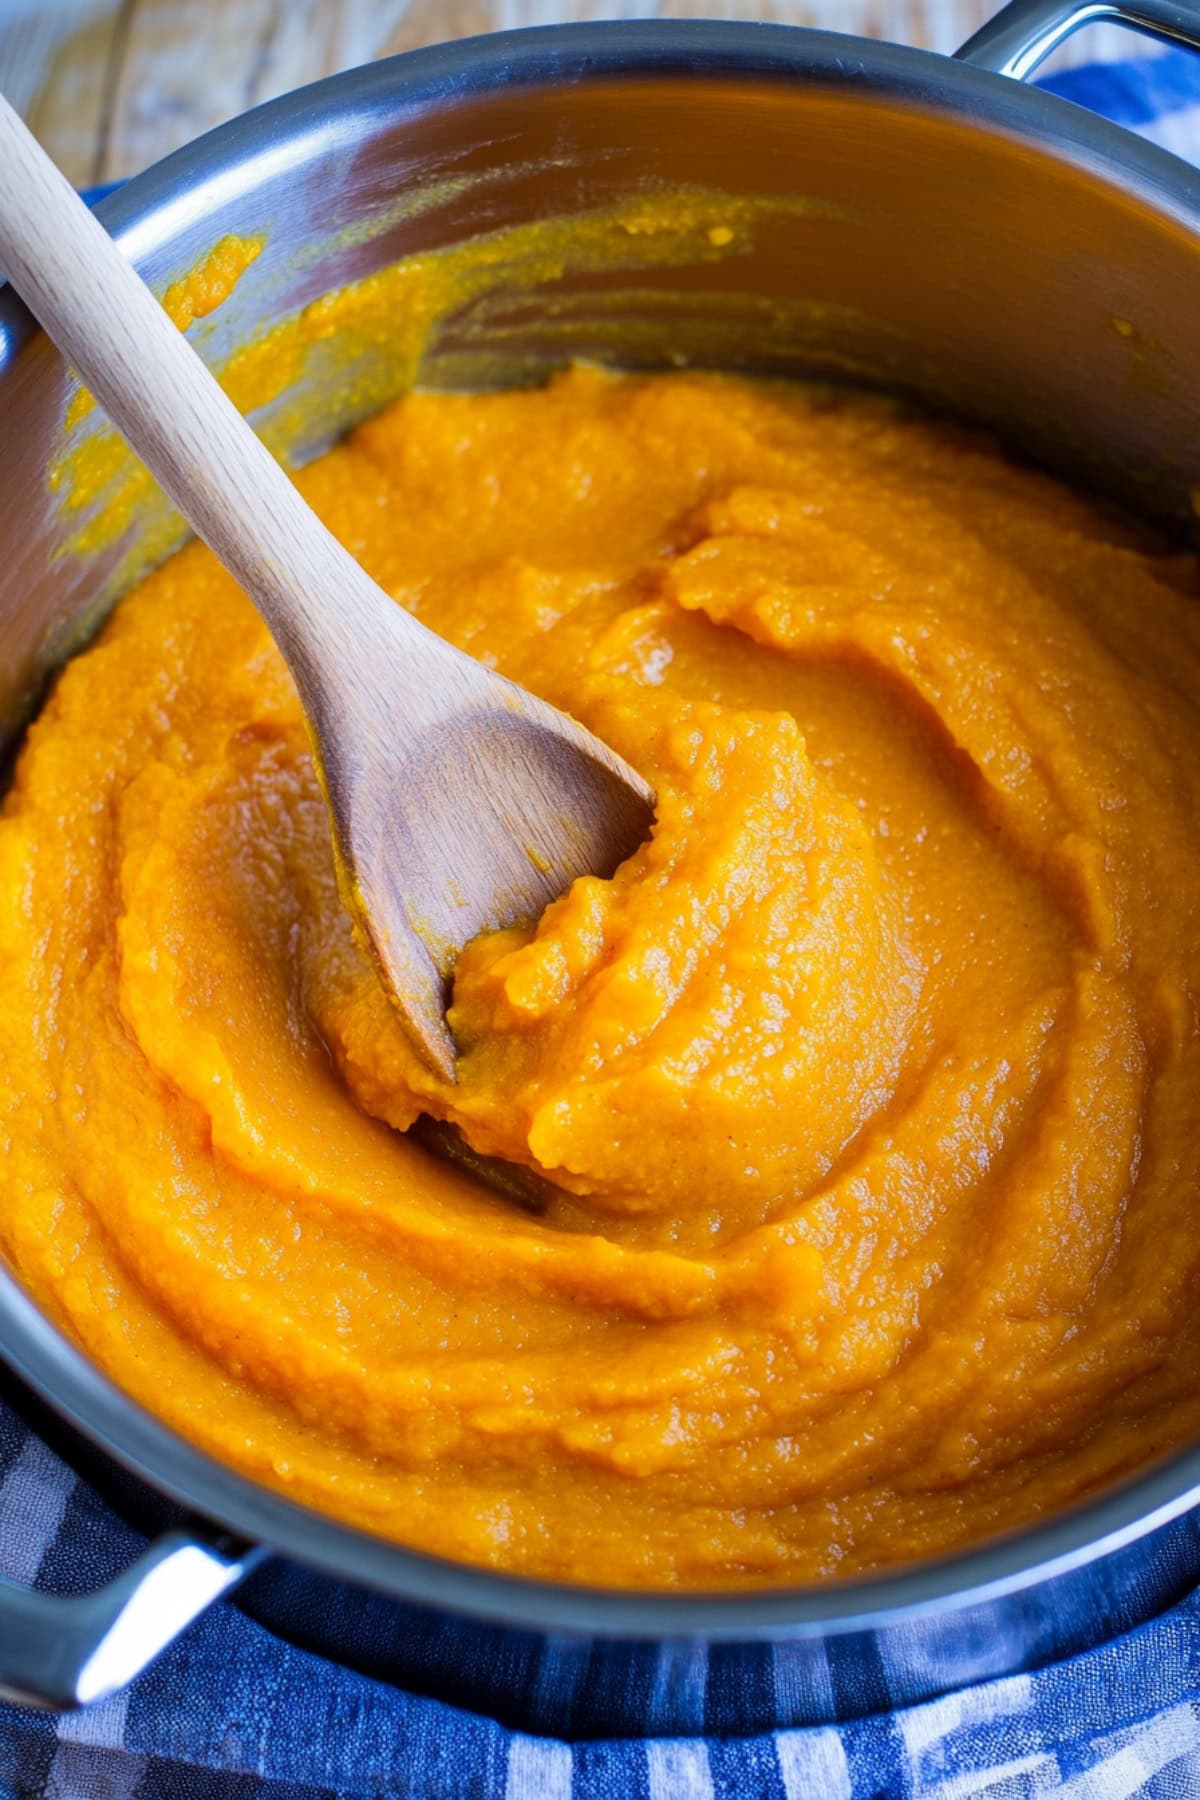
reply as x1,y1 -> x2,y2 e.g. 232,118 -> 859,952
0,0 -> 1141,189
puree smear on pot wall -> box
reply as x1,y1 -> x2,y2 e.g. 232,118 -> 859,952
3,368 -> 1200,1586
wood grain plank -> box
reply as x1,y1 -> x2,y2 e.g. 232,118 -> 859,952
101,0 -> 260,180
0,2 -> 123,186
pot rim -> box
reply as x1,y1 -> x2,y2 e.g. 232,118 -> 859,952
4,16 -> 1200,1641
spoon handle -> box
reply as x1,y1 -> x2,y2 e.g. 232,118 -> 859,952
0,94 -> 408,700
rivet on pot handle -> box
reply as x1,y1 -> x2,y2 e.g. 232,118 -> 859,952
0,1528 -> 266,1710
956,0 -> 1200,80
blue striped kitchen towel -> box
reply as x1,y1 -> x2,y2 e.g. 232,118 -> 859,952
2,47 -> 1200,1800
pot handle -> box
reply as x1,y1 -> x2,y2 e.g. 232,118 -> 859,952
0,1527 -> 265,1710
956,0 -> 1200,79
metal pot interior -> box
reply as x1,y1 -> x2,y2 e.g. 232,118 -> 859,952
2,21 -> 1200,1649
4,24 -> 1200,761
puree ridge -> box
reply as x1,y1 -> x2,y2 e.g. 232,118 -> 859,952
2,367 -> 1200,1587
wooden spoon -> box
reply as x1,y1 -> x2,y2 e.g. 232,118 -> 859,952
0,97 -> 653,1080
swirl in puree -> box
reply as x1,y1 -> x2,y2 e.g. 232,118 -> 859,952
3,367 -> 1200,1587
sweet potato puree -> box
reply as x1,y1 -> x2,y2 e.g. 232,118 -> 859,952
4,367 -> 1200,1588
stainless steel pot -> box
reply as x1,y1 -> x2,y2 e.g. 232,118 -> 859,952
2,0 -> 1200,1727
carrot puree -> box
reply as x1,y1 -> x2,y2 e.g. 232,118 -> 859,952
3,366 -> 1200,1588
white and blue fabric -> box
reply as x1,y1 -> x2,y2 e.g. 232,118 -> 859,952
2,51 -> 1200,1800
1038,47 -> 1200,159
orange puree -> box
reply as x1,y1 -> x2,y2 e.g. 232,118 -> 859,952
4,367 -> 1200,1588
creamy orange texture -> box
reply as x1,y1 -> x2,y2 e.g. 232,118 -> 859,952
4,367 -> 1200,1587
